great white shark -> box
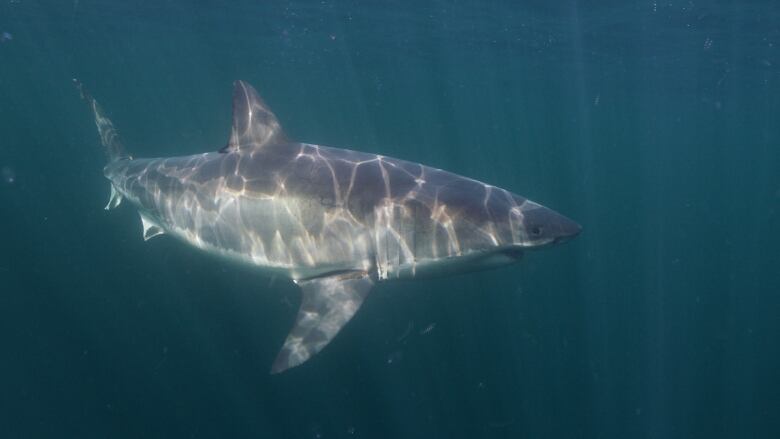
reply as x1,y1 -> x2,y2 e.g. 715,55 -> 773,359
75,79 -> 581,373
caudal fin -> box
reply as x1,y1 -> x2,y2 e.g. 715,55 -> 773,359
73,78 -> 129,163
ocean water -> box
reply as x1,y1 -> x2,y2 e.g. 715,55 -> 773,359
1,1 -> 778,438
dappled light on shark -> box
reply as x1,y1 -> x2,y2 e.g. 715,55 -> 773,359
76,79 -> 580,373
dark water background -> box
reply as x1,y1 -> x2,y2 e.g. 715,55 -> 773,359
1,1 -> 779,438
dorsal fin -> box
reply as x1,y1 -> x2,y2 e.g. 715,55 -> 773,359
220,80 -> 286,153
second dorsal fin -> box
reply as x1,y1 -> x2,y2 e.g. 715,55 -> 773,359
220,80 -> 286,153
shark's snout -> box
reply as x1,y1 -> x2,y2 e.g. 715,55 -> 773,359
520,204 -> 581,247
552,213 -> 582,244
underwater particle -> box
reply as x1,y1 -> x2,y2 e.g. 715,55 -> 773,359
1,166 -> 15,184
397,321 -> 413,342
0,31 -> 11,43
419,323 -> 436,335
310,424 -> 323,439
703,37 -> 713,50
386,350 -> 403,364
346,426 -> 355,435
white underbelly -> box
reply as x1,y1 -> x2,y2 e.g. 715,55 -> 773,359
167,223 -> 371,280
381,248 -> 523,280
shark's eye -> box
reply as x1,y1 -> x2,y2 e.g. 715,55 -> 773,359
531,226 -> 543,237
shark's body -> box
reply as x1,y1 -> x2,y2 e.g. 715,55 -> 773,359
78,80 -> 580,373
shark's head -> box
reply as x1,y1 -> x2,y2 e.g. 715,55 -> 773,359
412,177 -> 580,259
510,200 -> 581,248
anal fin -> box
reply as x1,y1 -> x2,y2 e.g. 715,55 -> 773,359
139,212 -> 164,241
271,271 -> 373,374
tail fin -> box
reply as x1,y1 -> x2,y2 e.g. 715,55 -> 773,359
73,78 -> 130,163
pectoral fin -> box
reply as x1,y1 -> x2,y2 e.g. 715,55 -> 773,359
271,271 -> 373,374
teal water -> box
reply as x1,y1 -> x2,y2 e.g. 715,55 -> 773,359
1,1 -> 779,437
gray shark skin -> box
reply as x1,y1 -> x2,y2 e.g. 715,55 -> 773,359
75,79 -> 581,373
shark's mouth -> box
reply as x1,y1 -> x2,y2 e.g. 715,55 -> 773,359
500,247 -> 525,260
